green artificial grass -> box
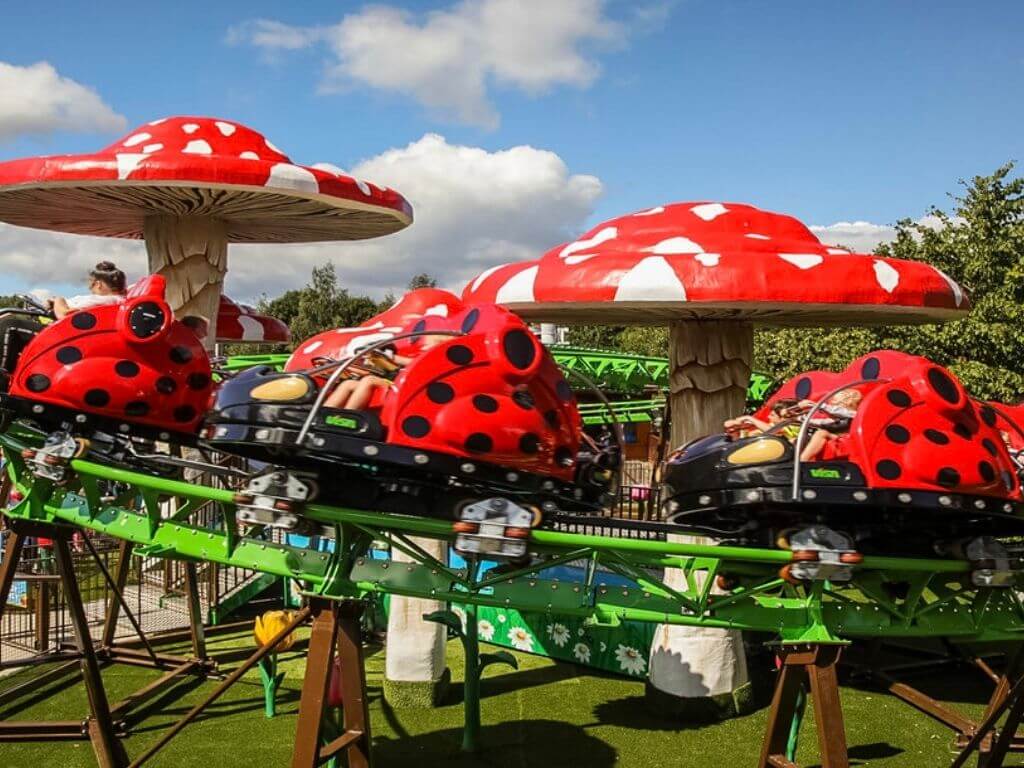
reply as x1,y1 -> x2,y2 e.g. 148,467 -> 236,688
0,629 -> 1000,767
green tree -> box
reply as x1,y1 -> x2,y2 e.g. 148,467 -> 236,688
408,273 -> 437,290
564,324 -> 624,350
257,289 -> 302,327
878,162 -> 1024,401
754,162 -> 1024,401
286,264 -> 383,345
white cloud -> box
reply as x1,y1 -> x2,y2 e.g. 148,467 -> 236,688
810,215 -> 949,253
228,0 -> 621,128
0,61 -> 126,141
0,134 -> 602,302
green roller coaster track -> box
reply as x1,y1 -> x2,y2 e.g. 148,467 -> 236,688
221,346 -> 775,426
2,423 -> 1021,647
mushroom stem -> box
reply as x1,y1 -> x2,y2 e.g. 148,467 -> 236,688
143,214 -> 227,348
667,320 -> 753,447
648,319 -> 753,717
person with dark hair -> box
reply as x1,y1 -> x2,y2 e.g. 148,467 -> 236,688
49,261 -> 127,319
0,262 -> 129,384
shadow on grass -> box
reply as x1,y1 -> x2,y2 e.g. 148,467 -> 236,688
373,718 -> 618,767
803,741 -> 903,768
445,662 -> 589,706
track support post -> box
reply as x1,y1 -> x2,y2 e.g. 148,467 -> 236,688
291,598 -> 372,768
759,643 -> 848,768
53,533 -> 129,768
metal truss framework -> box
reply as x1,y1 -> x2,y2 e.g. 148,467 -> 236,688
2,431 -> 1022,648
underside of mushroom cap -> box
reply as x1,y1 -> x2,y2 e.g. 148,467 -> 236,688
0,116 -> 412,243
462,202 -> 968,327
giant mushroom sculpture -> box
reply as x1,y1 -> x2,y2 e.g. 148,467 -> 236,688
463,201 -> 970,717
0,116 -> 411,346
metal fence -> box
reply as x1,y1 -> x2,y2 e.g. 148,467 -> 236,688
0,455 -> 269,669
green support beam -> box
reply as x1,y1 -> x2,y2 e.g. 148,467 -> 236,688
3,428 -> 1023,646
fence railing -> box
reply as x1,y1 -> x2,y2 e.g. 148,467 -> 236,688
0,452 -> 270,669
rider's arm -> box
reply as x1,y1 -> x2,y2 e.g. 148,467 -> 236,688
51,297 -> 70,319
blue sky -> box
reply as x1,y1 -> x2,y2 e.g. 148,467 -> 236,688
0,0 -> 1021,299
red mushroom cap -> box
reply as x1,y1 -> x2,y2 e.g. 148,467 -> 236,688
217,296 -> 290,344
0,116 -> 411,242
462,202 -> 968,326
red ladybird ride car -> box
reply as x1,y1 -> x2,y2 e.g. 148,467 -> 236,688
662,351 -> 1024,557
201,300 -> 616,551
3,275 -> 212,440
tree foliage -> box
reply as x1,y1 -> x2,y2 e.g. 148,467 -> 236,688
408,273 -> 438,290
263,264 -> 381,348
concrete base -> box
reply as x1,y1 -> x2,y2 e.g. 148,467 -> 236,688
646,534 -> 751,720
383,538 -> 450,709
644,677 -> 755,722
383,667 -> 452,709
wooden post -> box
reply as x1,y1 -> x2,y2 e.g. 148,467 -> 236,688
759,644 -> 848,768
292,599 -> 373,768
183,562 -> 207,659
54,535 -> 126,767
102,540 -> 134,648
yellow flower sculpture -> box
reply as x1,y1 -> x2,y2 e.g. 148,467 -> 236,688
253,610 -> 298,652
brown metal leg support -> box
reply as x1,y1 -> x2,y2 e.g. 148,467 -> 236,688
183,562 -> 208,660
759,644 -> 848,768
291,598 -> 372,768
101,539 -> 134,648
53,534 -> 127,768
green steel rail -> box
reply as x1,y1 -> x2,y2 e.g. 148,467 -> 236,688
222,347 -> 776,404
2,427 -> 1022,645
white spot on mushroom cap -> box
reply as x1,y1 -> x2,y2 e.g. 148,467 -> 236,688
827,247 -> 850,254
115,154 -> 148,180
936,268 -> 964,307
238,315 -> 264,341
265,138 -> 283,154
312,162 -> 345,175
215,121 -> 236,136
355,179 -> 371,196
240,151 -> 260,160
690,203 -> 729,221
302,340 -> 324,355
424,304 -> 449,317
123,132 -> 151,148
148,118 -> 167,126
644,236 -> 703,255
142,143 -> 163,154
745,233 -> 770,240
496,265 -> 538,304
614,256 -> 687,301
779,253 -> 824,270
565,255 -> 595,265
695,253 -> 720,266
469,262 -> 510,293
182,123 -> 200,134
633,206 -> 664,217
559,226 -> 617,259
266,163 -> 318,194
873,259 -> 900,293
183,139 -> 213,155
